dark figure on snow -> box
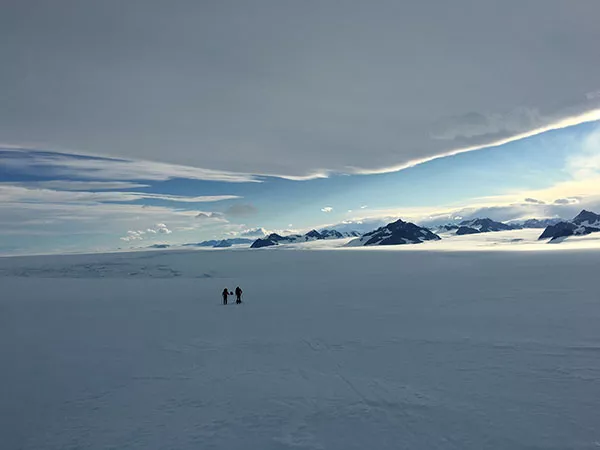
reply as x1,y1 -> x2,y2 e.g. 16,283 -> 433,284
222,288 -> 232,305
235,286 -> 243,304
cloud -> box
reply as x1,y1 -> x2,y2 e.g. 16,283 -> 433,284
0,175 -> 249,254
155,223 -> 172,234
274,228 -> 301,236
341,186 -> 600,229
136,194 -> 240,203
225,225 -> 302,238
120,224 -> 171,241
224,204 -> 258,217
430,108 -> 546,140
0,183 -> 239,205
360,205 -> 368,209
0,191 -> 233,256
120,230 -> 145,242
1,2 -> 600,178
334,124 -> 600,229
587,90 -> 600,100
566,126 -> 600,180
196,212 -> 225,220
321,207 -> 333,213
239,227 -> 268,237
524,198 -> 545,204
0,180 -> 150,191
0,149 -> 259,183
553,198 -> 579,205
349,110 -> 600,177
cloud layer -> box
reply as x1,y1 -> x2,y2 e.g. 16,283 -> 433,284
0,184 -> 239,204
0,149 -> 259,183
1,1 -> 599,177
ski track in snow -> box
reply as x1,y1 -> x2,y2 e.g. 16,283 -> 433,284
1,248 -> 600,449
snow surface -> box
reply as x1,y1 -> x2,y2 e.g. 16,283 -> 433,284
2,245 -> 600,449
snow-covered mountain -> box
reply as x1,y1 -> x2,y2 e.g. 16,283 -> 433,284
250,229 -> 358,248
347,219 -> 440,246
456,218 -> 514,235
213,238 -> 253,248
251,233 -> 289,248
435,217 -> 561,235
516,218 -> 562,229
183,238 -> 254,248
184,240 -> 220,247
539,210 -> 600,242
318,229 -> 360,239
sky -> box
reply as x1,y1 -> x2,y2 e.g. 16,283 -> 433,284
1,1 -> 600,255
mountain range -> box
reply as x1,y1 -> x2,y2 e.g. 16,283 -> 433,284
435,217 -> 562,236
150,214 -> 581,251
538,210 -> 600,242
183,238 -> 254,248
251,229 -> 360,249
456,218 -> 513,235
518,218 -> 562,229
147,238 -> 255,250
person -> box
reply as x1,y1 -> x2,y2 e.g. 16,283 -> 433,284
235,286 -> 243,304
222,288 -> 232,305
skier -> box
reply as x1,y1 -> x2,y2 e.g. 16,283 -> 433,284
222,288 -> 232,305
235,286 -> 243,304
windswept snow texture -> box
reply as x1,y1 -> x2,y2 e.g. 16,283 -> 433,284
2,249 -> 600,449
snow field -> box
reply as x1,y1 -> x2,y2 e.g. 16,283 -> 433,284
1,248 -> 600,449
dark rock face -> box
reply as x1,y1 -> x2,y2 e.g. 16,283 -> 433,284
250,238 -> 275,248
350,219 -> 441,246
456,226 -> 480,235
538,210 -> 600,242
538,222 -> 577,241
250,233 -> 287,248
319,229 -> 345,239
572,210 -> 600,225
